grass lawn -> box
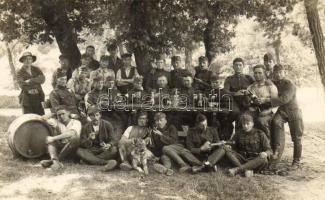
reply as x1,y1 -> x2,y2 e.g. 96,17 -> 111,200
0,115 -> 282,200
0,96 -> 20,109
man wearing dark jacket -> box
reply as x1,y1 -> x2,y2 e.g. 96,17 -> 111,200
17,52 -> 45,115
271,64 -> 303,169
76,106 -> 119,171
194,56 -> 212,92
145,56 -> 171,92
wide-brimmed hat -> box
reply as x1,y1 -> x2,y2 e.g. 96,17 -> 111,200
19,52 -> 36,63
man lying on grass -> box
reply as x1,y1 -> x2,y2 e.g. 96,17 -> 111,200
40,105 -> 82,171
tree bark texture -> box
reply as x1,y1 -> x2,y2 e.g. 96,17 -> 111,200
304,0 -> 325,94
204,18 -> 217,64
5,42 -> 19,89
35,0 -> 81,71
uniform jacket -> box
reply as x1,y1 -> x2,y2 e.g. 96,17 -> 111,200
194,66 -> 213,91
170,68 -> 192,89
150,124 -> 179,152
186,127 -> 220,154
271,79 -> 299,112
224,73 -> 254,93
49,86 -> 79,114
144,68 -> 171,92
80,119 -> 120,148
17,65 -> 45,106
232,128 -> 272,159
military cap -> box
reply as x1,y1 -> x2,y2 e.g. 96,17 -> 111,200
154,112 -> 167,121
87,105 -> 101,115
19,52 -> 36,63
264,53 -> 274,61
121,53 -> 132,58
198,56 -> 208,63
100,55 -> 110,62
273,64 -> 284,72
196,113 -> 207,124
59,54 -> 69,60
171,56 -> 181,63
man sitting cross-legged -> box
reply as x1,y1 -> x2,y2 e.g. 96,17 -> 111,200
76,106 -> 120,171
227,113 -> 272,177
40,105 -> 82,171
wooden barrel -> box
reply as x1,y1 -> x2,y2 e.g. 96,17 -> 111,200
7,114 -> 53,159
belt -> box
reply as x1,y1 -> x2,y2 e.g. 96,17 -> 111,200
27,89 -> 39,95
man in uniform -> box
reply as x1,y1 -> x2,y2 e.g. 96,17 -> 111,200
85,45 -> 100,70
264,53 -> 275,79
247,65 -> 278,138
17,52 -> 45,115
186,114 -> 221,173
107,42 -> 123,75
76,106 -> 119,171
116,53 -> 139,94
40,105 -> 81,171
145,55 -> 171,92
227,113 -> 272,176
271,64 -> 304,169
170,56 -> 192,89
148,112 -> 178,175
194,56 -> 212,92
52,55 -> 71,88
49,71 -> 79,116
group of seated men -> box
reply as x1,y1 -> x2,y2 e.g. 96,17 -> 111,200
16,43 -> 303,176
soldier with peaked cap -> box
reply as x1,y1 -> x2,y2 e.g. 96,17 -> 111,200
17,52 -> 45,115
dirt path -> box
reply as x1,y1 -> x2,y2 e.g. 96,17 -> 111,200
272,123 -> 325,200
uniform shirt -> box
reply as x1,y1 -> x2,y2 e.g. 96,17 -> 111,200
186,127 -> 220,154
144,68 -> 171,91
194,66 -> 213,91
170,68 -> 192,89
88,59 -> 100,71
67,77 -> 91,101
247,80 -> 278,115
90,68 -> 115,87
232,128 -> 272,159
52,67 -> 71,88
49,86 -> 79,114
150,124 -> 179,152
224,73 -> 254,93
271,79 -> 299,112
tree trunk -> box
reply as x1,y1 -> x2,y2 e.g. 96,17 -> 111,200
273,39 -> 281,64
185,48 -> 194,75
5,42 -> 19,90
304,0 -> 325,95
133,47 -> 151,76
34,0 -> 81,71
204,18 -> 217,64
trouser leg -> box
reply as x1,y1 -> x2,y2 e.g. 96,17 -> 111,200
289,112 -> 304,162
76,148 -> 108,165
238,157 -> 268,172
160,154 -> 172,169
271,112 -> 286,157
48,143 -> 59,160
162,145 -> 189,167
179,148 -> 202,166
58,137 -> 79,160
207,148 -> 226,166
256,114 -> 273,138
225,150 -> 242,167
97,146 -> 118,160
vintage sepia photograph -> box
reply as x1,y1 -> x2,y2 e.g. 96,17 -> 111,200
0,0 -> 325,199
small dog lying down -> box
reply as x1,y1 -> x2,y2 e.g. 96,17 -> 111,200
129,138 -> 173,175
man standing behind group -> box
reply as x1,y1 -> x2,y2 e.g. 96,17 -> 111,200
145,55 -> 171,92
52,55 -> 71,88
170,56 -> 192,89
116,53 -> 139,94
90,55 -> 115,87
107,42 -> 123,75
85,45 -> 100,71
194,56 -> 213,91
76,106 -> 119,171
263,53 -> 275,80
17,52 -> 45,115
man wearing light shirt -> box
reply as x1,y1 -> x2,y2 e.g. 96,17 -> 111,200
40,105 -> 82,171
